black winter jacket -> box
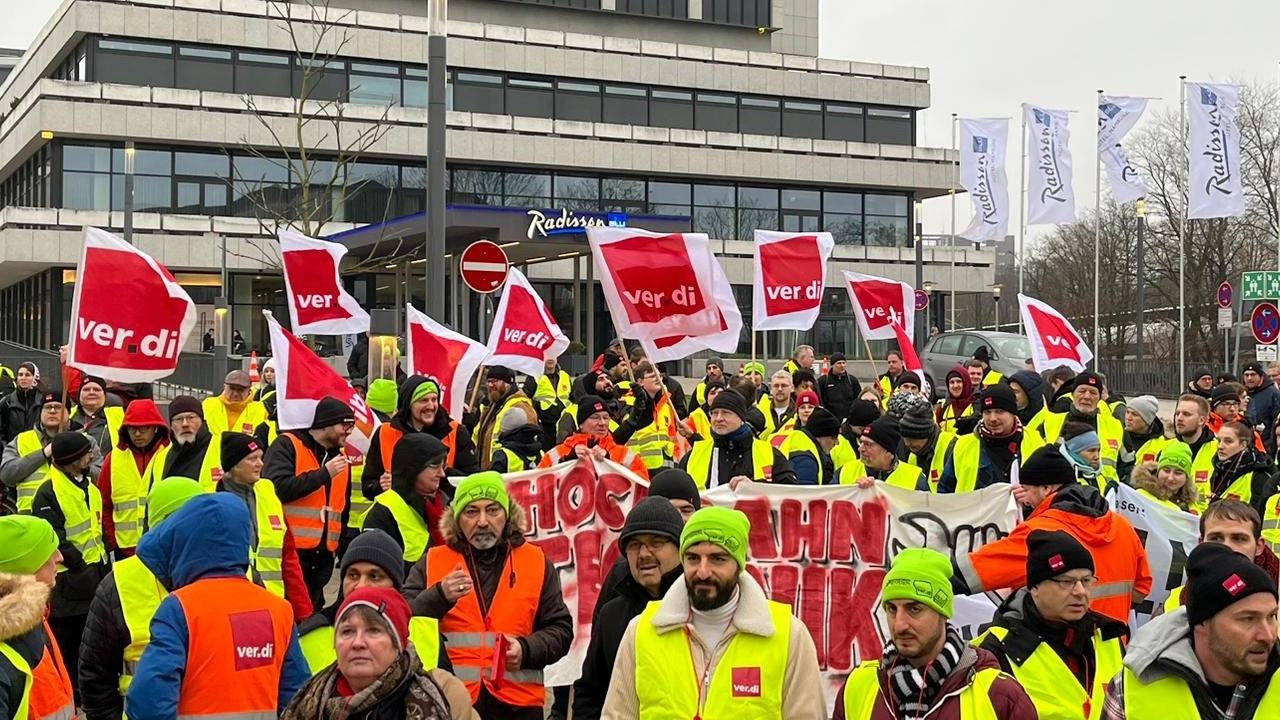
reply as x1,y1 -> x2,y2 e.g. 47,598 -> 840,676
676,425 -> 796,486
31,467 -> 111,618
0,387 -> 40,444
262,430 -> 347,530
817,371 -> 861,426
79,570 -> 129,720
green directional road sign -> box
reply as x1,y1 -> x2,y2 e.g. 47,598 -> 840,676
1243,271 -> 1280,300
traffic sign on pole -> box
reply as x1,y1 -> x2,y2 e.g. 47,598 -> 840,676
459,240 -> 509,294
1251,302 -> 1280,344
914,289 -> 929,311
1217,281 -> 1233,309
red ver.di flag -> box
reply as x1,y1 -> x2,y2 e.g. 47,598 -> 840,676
264,311 -> 377,454
405,303 -> 487,418
640,250 -> 742,364
586,227 -> 722,341
1018,293 -> 1093,372
752,230 -> 834,331
279,230 -> 370,335
844,271 -> 915,342
68,227 -> 196,382
485,267 -> 570,379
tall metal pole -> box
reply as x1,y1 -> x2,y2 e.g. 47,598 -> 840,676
123,141 -> 135,244
1094,89 -> 1103,368
1178,76 -> 1188,391
1135,199 -> 1146,362
425,0 -> 448,319
949,113 -> 958,331
1017,109 -> 1027,334
914,201 -> 924,347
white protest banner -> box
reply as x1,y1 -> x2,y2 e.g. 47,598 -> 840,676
1098,96 -> 1149,204
1187,82 -> 1245,219
959,118 -> 1011,243
1106,483 -> 1199,626
1023,104 -> 1077,224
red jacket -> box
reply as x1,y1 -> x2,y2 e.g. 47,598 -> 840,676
96,400 -> 170,555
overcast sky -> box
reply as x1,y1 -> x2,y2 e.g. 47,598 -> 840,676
6,0 -> 1279,243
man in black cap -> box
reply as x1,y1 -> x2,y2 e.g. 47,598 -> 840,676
892,370 -> 923,396
785,407 -> 841,485
1102,543 -> 1279,719
472,365 -> 537,471
937,384 -> 1047,494
148,395 -> 218,487
817,351 -> 860,423
541,395 -> 648,477
216,432 -> 312,620
687,356 -> 725,416
262,396 -> 355,608
1032,372 -> 1123,485
31,429 -> 111,692
978,530 -> 1129,719
678,388 -> 794,488
1210,382 -> 1246,427
572,498 -> 685,720
840,416 -> 924,489
843,398 -> 882,457
2,388 -> 102,514
1242,361 -> 1280,454
896,392 -> 957,492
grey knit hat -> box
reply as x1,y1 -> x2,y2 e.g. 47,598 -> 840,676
340,529 -> 407,590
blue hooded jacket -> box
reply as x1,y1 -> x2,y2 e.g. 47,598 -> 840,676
125,493 -> 310,720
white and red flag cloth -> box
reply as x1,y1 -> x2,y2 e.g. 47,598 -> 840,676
752,230 -> 834,331
278,230 -> 370,335
264,310 -> 378,454
485,267 -> 570,379
405,304 -> 487,418
843,271 -> 915,342
889,321 -> 929,398
638,249 -> 743,364
67,227 -> 197,383
586,228 -> 723,341
1018,293 -> 1093,372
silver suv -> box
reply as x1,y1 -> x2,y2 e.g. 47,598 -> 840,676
920,331 -> 1032,400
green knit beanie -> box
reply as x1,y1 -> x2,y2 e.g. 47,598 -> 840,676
1157,441 -> 1194,477
148,477 -> 206,527
366,378 -> 399,415
0,516 -> 59,574
411,379 -> 441,404
451,471 -> 510,518
680,507 -> 751,569
882,548 -> 954,618
742,361 -> 766,377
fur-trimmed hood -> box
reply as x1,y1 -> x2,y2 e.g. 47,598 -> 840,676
437,497 -> 530,549
0,573 -> 49,642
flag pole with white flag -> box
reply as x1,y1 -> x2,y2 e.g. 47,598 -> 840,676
1179,76 -> 1187,391
1094,90 -> 1103,370
1017,110 -> 1027,332
1022,104 -> 1078,226
950,113 -> 958,331
1097,95 -> 1150,204
958,118 -> 1011,244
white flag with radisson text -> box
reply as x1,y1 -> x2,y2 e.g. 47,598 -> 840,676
959,118 -> 1011,243
1023,105 -> 1077,224
1187,82 -> 1245,219
1097,96 -> 1148,204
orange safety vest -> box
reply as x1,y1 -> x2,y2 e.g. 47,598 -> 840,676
283,433 -> 349,553
379,423 -> 460,472
426,543 -> 547,708
538,434 -> 650,479
172,576 -> 295,719
30,619 -> 74,720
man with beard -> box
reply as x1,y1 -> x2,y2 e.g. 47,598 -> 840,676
936,384 -> 1046,494
96,399 -> 169,557
572,498 -> 684,719
472,366 -> 537,471
1117,395 -> 1166,483
818,352 -> 860,422
410,472 -> 572,720
833,548 -> 1035,720
1159,500 -> 1280,614
1102,543 -> 1280,719
1035,372 -> 1124,486
2,388 -> 103,514
146,396 -> 221,488
977,530 -> 1129,720
1243,361 -> 1280,454
602,507 -> 826,719
679,389 -> 795,487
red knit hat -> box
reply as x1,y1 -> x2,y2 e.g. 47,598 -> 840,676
337,587 -> 411,652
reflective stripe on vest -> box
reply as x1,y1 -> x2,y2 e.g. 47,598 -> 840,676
116,555 -> 167,694
283,434 -> 348,553
365,490 -> 430,563
685,438 -> 774,488
626,395 -> 681,470
634,599 -> 792,719
201,397 -> 268,437
0,642 -> 32,720
172,577 -> 294,719
1188,440 -> 1219,514
110,445 -> 153,550
950,430 -> 1044,493
425,543 -> 547,707
1120,663 -> 1280,718
298,625 -> 336,677
1041,411 -> 1123,482
475,395 -> 531,466
842,660 -> 1003,720
250,480 -> 287,598
1263,495 -> 1280,553
977,624 -> 1122,720
380,422 -> 461,473
533,371 -> 571,410
51,469 -> 105,569
782,430 -> 827,484
14,430 -> 49,513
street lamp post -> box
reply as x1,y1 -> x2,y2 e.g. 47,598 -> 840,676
923,280 -> 935,338
992,283 -> 1003,332
425,0 -> 448,320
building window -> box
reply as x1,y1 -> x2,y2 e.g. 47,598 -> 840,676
174,151 -> 229,216
504,172 -> 551,207
617,0 -> 688,19
556,80 -> 602,122
822,190 -> 863,245
506,77 -> 554,118
511,0 -> 602,7
349,62 -> 401,107
603,85 -> 648,126
866,107 -> 914,145
294,59 -> 347,101
648,181 -> 691,217
781,189 -> 820,232
176,46 -> 232,93
554,175 -> 600,212
403,67 -> 429,109
783,101 -> 823,139
232,155 -> 290,216
739,96 -> 780,136
235,51 -> 292,97
454,71 -> 504,114
651,90 -> 693,130
112,148 -> 172,213
693,184 -> 735,239
451,168 -> 503,205
61,145 -> 112,210
864,193 -> 909,247
341,162 -> 400,223
602,177 -> 645,213
824,103 -> 864,142
94,39 -> 174,87
703,0 -> 771,27
737,186 -> 778,240
695,92 -> 737,133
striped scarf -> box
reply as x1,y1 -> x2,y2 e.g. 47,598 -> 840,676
882,625 -> 966,718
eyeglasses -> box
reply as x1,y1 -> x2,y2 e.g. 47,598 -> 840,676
625,537 -> 675,555
1046,575 -> 1097,591
341,420 -> 356,430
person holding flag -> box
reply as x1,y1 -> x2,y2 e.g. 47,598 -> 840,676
541,396 -> 648,478
613,362 -> 684,471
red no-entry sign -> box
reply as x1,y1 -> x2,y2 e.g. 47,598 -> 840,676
459,240 -> 509,294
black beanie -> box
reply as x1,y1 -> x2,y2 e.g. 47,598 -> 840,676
1026,529 -> 1094,588
340,529 -> 407,590
38,389 -> 63,408
710,388 -> 749,420
977,384 -> 1017,415
846,399 -> 882,428
862,416 -> 900,452
79,376 -> 107,394
311,397 -> 355,429
620,497 -> 684,546
51,431 -> 93,466
1019,447 -> 1077,487
805,408 -> 840,439
830,352 -> 846,363
486,366 -> 516,383
390,433 -> 448,490
168,395 -> 203,421
577,395 -> 610,425
1073,372 -> 1103,392
1211,383 -> 1240,407
893,371 -> 922,389
648,469 -> 702,510
221,432 -> 263,472
1185,543 -> 1277,626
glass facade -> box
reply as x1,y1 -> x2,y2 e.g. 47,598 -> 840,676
703,0 -> 771,27
618,0 -> 689,18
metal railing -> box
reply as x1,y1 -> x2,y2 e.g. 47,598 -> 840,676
1097,359 -> 1184,399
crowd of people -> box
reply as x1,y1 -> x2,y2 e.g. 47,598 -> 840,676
0,338 -> 1278,720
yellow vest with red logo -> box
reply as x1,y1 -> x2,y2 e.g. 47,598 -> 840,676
201,396 -> 268,436
1039,410 -> 1123,483
684,437 -> 775,488
909,431 -> 957,492
146,440 -> 224,491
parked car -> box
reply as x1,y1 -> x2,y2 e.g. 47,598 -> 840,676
920,331 -> 1031,400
